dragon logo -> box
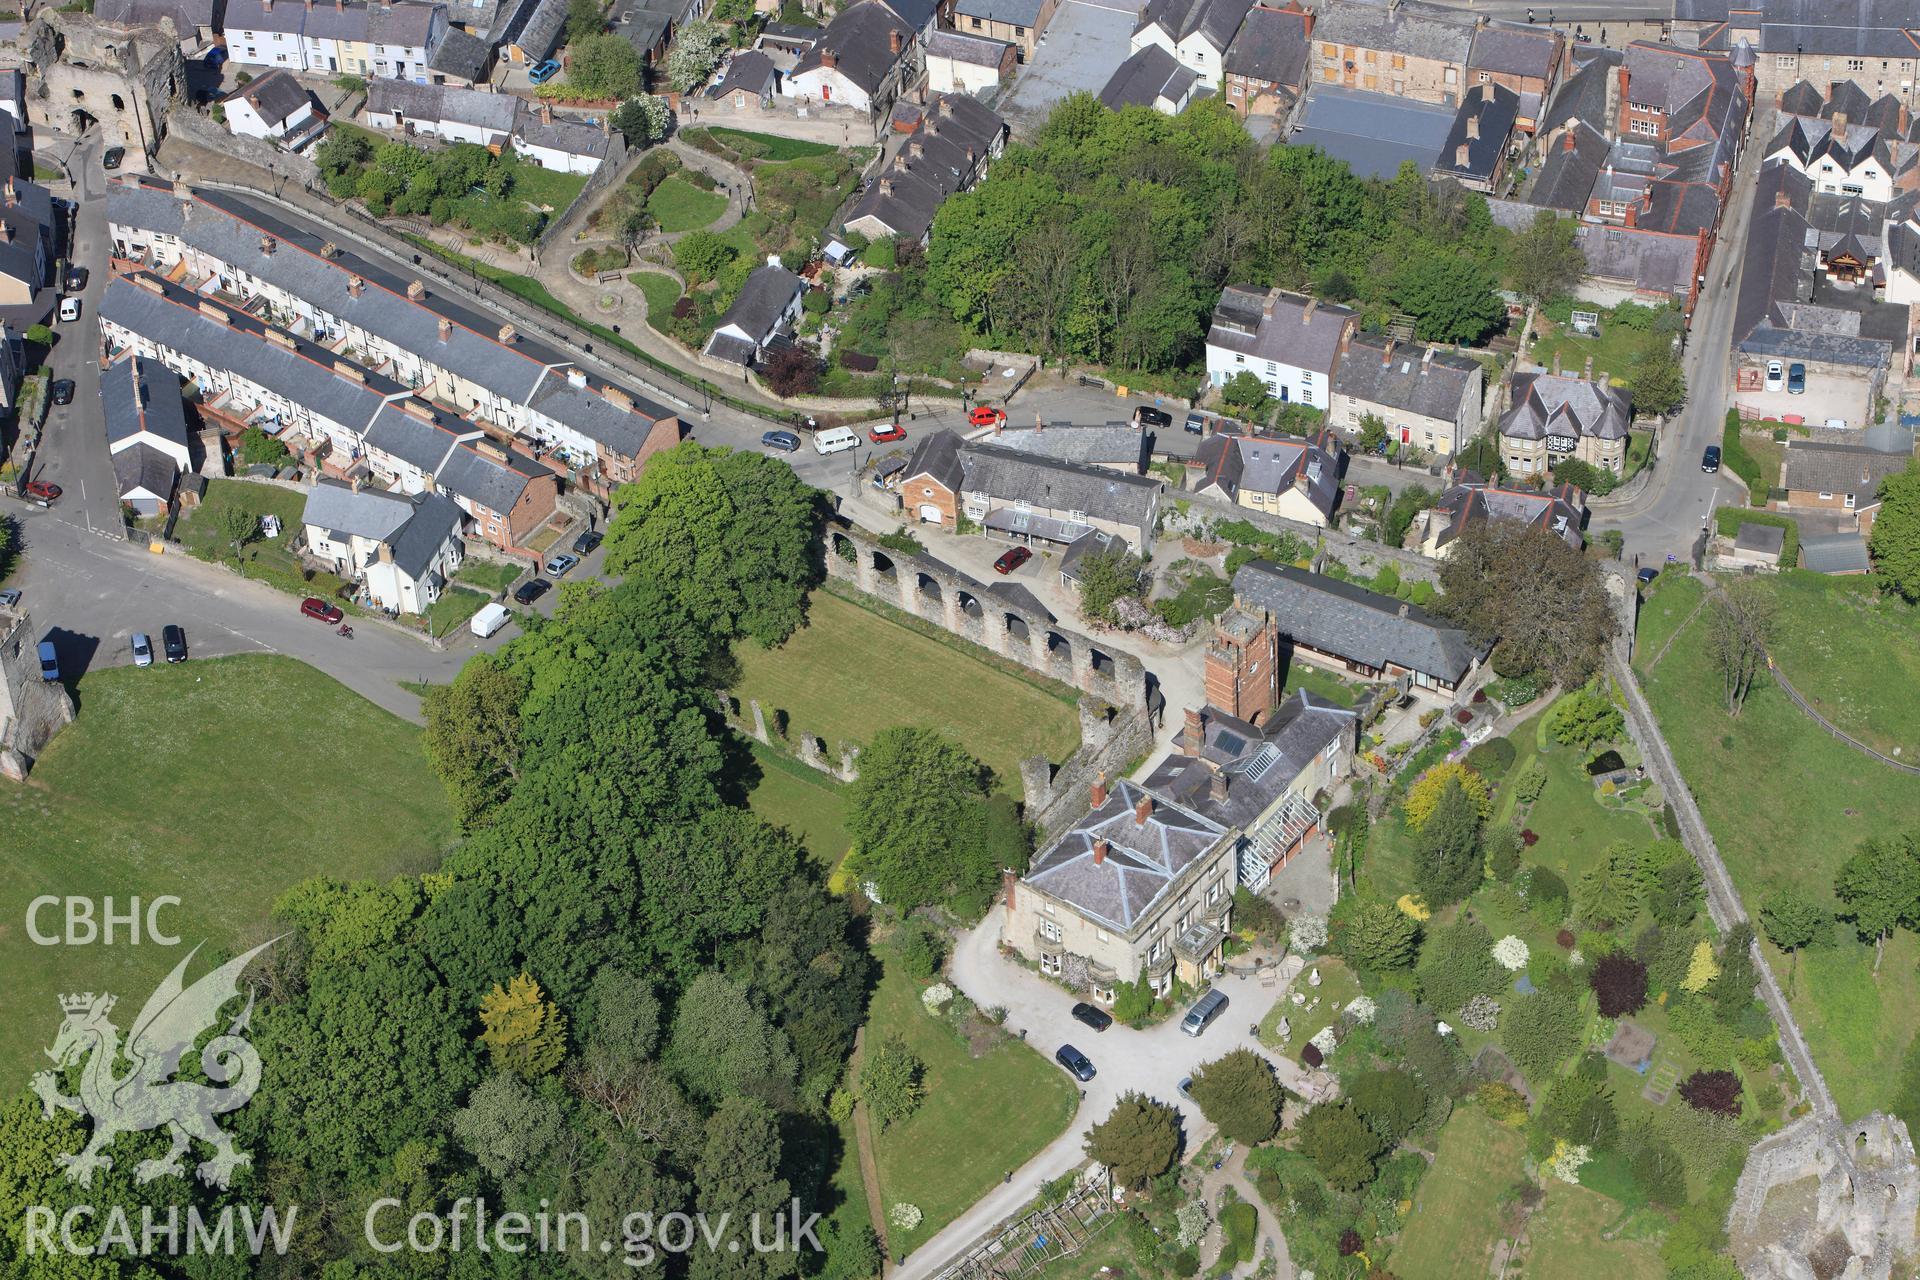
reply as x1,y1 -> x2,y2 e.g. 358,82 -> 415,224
30,939 -> 276,1190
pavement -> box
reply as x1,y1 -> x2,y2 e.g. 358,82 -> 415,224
899,907 -> 1319,1280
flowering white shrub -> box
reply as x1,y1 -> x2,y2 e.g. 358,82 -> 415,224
1344,996 -> 1378,1024
890,1203 -> 923,1230
1175,1201 -> 1209,1249
1309,1026 -> 1338,1057
1568,949 -> 1586,967
1546,1141 -> 1591,1184
1290,914 -> 1328,952
1460,994 -> 1500,1031
1492,935 -> 1530,971
921,982 -> 955,1012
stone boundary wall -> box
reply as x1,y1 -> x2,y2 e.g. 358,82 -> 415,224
169,111 -> 320,186
1168,493 -> 1442,585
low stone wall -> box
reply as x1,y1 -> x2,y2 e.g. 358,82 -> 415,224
1169,493 -> 1442,585
169,111 -> 320,186
1019,700 -> 1158,842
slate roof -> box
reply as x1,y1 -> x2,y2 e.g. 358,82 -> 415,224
517,112 -> 607,158
227,0 -> 445,44
100,354 -> 190,455
498,0 -> 565,57
302,477 -> 417,543
1291,84 -> 1455,180
1538,48 -> 1619,139
1799,531 -> 1872,573
1022,778 -> 1228,934
1573,222 -> 1699,298
1467,22 -> 1560,78
1223,2 -> 1310,88
1058,528 -> 1123,583
974,422 -> 1149,470
388,491 -> 464,578
96,0 -> 216,30
1434,81 -> 1519,182
115,444 -> 181,502
880,0 -> 940,32
1231,560 -> 1484,683
713,263 -> 804,344
1748,0 -> 1920,57
844,93 -> 1005,238
1099,43 -> 1198,111
1501,370 -> 1633,444
1737,166 -> 1900,367
1780,439 -> 1913,498
1192,430 -> 1344,518
367,80 -> 518,134
1142,691 -> 1357,832
1207,286 -> 1357,377
791,0 -> 913,94
429,27 -> 492,81
227,69 -> 311,129
1734,521 -> 1787,555
1332,334 -> 1480,423
1309,0 -> 1474,64
1135,0 -> 1253,52
952,0 -> 1044,23
960,442 -> 1162,529
925,29 -> 1011,65
1427,477 -> 1586,549
712,48 -> 780,98
902,427 -> 965,491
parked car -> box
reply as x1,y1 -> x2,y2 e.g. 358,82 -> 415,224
0,588 -> 20,609
102,146 -> 126,170
1054,1044 -> 1096,1082
572,529 -> 602,556
24,479 -> 62,502
761,429 -> 801,453
1184,411 -> 1208,436
868,422 -> 907,444
528,58 -> 562,83
50,379 -> 75,405
544,552 -> 579,577
968,405 -> 1006,428
1764,360 -> 1784,393
58,297 -> 81,323
131,632 -> 154,668
300,596 -> 344,624
64,266 -> 89,293
1177,1076 -> 1194,1098
1180,988 -> 1229,1037
37,639 -> 59,682
1070,1002 -> 1113,1033
1134,406 -> 1172,430
1637,566 -> 1659,586
993,545 -> 1032,575
162,624 -> 187,662
513,577 -> 552,606
1700,445 -> 1722,474
1787,362 -> 1807,394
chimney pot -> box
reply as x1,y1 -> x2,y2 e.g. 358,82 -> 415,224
438,317 -> 453,341
1093,838 -> 1109,865
407,279 -> 426,300
1090,771 -> 1108,808
498,323 -> 516,344
1133,794 -> 1153,826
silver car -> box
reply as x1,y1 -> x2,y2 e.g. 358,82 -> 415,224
544,553 -> 579,577
131,632 -> 154,668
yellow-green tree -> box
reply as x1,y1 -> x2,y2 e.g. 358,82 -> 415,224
478,971 -> 569,1077
1681,939 -> 1720,994
1405,762 -> 1492,831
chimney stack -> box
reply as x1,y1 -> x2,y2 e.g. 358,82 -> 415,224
601,384 -> 634,410
1090,771 -> 1108,809
1182,707 -> 1205,754
1466,114 -> 1480,141
540,102 -> 553,124
1003,868 -> 1018,911
1302,297 -> 1318,324
1133,793 -> 1153,825
1561,129 -> 1576,152
1624,198 -> 1639,228
879,177 -> 894,195
1092,838 -> 1109,865
820,46 -> 837,68
260,235 -> 277,255
438,317 -> 453,342
320,240 -> 337,257
889,27 -> 902,54
498,323 -> 516,344
1833,110 -> 1849,133
1209,771 -> 1230,803
1775,186 -> 1792,209
407,279 -> 425,300
1381,338 -> 1395,367
2,178 -> 15,206
1455,142 -> 1471,167
1421,346 -> 1435,375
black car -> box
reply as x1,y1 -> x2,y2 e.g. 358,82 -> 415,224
1135,407 -> 1172,431
50,379 -> 75,405
102,146 -> 126,171
1637,566 -> 1660,586
64,266 -> 89,293
162,624 -> 187,662
1701,445 -> 1722,474
513,577 -> 552,606
572,529 -> 603,556
1071,1002 -> 1113,1033
1054,1044 -> 1096,1082
1184,411 -> 1208,436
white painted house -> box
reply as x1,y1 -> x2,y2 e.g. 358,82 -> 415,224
302,479 -> 466,616
221,69 -> 328,149
101,354 -> 192,516
224,0 -> 448,81
702,261 -> 807,367
363,79 -> 515,145
1129,0 -> 1254,89
1204,285 -> 1357,409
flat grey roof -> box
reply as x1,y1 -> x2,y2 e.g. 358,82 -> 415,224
1290,84 -> 1454,180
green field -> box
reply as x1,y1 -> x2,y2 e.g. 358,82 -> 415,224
1521,1184 -> 1664,1280
1761,573 -> 1920,759
707,127 -> 839,161
424,585 -> 489,634
1639,571 -> 1920,1115
1632,574 -> 1706,673
867,951 -> 1078,1257
731,590 -> 1081,788
1389,1107 -> 1526,1279
507,158 -> 589,212
0,656 -> 455,1081
647,177 -> 728,233
746,742 -> 853,869
629,270 -> 683,321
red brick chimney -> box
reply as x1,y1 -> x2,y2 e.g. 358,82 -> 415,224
889,27 -> 902,54
1093,838 -> 1109,865
1134,794 -> 1153,825
820,46 -> 837,68
1381,338 -> 1395,367
1624,199 -> 1639,228
1090,771 -> 1108,809
1182,707 -> 1205,754
348,275 -> 365,297
438,317 -> 453,342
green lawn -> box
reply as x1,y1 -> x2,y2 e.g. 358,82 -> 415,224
176,479 -> 354,603
707,127 -> 840,161
1528,324 -> 1657,387
731,590 -> 1081,789
1281,661 -> 1360,707
867,952 -> 1077,1258
454,559 -> 525,595
0,655 -> 455,1081
424,585 -> 489,634
746,742 -> 853,870
629,270 -> 683,322
1761,573 -> 1920,759
507,157 -> 589,211
648,177 -> 728,233
1258,957 -> 1361,1057
1632,574 -> 1706,674
1521,1184 -> 1664,1280
1641,575 -> 1920,1115
1389,1107 -> 1526,1280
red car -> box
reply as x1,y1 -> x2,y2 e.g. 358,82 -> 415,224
23,479 -> 61,502
300,596 -> 344,624
868,422 -> 907,443
993,546 -> 1032,575
968,405 -> 1006,428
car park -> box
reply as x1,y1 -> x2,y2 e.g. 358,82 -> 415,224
1701,445 -> 1721,474
38,639 -> 59,681
1765,360 -> 1784,393
868,422 -> 907,443
300,596 -> 344,624
761,430 -> 801,453
1180,988 -> 1229,1037
1054,1044 -> 1096,1082
1071,1002 -> 1112,1032
58,297 -> 80,323
528,59 -> 561,83
572,529 -> 602,556
50,379 -> 75,405
544,553 -> 579,577
1788,362 -> 1806,394
131,633 -> 154,668
993,545 -> 1032,574
513,577 -> 552,606
103,146 -> 126,170
162,625 -> 188,662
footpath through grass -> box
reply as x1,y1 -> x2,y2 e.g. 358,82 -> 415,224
0,655 -> 455,1081
731,590 -> 1081,788
867,949 -> 1077,1258
1639,570 -> 1920,1115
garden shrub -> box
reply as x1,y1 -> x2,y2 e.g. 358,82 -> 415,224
1677,1069 -> 1742,1116
1465,736 -> 1516,777
895,920 -> 946,980
1220,1202 -> 1257,1263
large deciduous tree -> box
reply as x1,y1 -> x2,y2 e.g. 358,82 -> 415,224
1759,888 -> 1826,989
423,653 -> 527,829
1508,209 -> 1586,308
1437,520 -> 1616,686
1296,1101 -> 1387,1191
1835,835 -> 1920,972
845,727 -> 1014,911
1869,460 -> 1920,601
1706,579 -> 1776,717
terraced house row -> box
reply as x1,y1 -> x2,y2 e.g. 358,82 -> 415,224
103,176 -> 681,499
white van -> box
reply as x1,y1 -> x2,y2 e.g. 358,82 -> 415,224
813,426 -> 859,455
469,602 -> 513,639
